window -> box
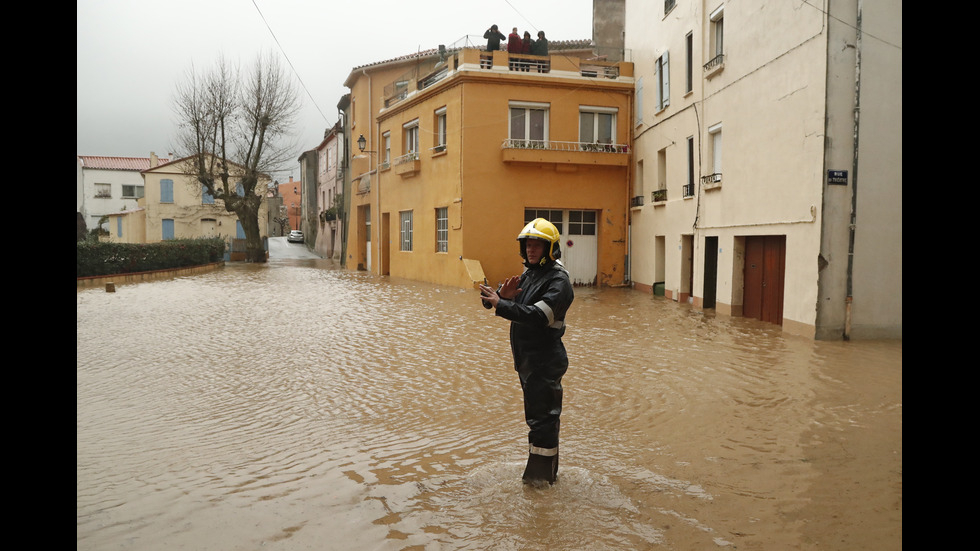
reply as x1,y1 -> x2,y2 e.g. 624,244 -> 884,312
665,0 -> 676,14
710,6 -> 724,62
404,120 -> 419,158
579,106 -> 618,146
708,123 -> 722,178
658,148 -> 667,193
383,132 -> 391,167
400,211 -> 413,251
116,217 -> 122,237
122,185 -> 144,199
202,185 -> 215,204
655,52 -> 670,111
95,183 -> 111,198
635,77 -> 644,126
160,179 -> 174,203
365,207 -> 371,243
685,136 -> 695,197
509,102 -> 549,145
524,209 -> 564,235
434,107 -> 447,152
236,182 -> 244,196
435,207 -> 448,252
635,159 -> 645,200
568,210 -> 596,236
685,32 -> 693,93
162,219 -> 175,240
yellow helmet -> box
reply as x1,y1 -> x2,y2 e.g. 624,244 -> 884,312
517,218 -> 561,264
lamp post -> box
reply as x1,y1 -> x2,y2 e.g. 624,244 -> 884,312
356,134 -> 376,155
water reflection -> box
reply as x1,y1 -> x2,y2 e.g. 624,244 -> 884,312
77,260 -> 902,550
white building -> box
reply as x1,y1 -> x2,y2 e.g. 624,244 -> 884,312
623,0 -> 901,339
77,154 -> 169,232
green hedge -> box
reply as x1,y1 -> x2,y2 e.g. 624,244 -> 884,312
77,238 -> 226,278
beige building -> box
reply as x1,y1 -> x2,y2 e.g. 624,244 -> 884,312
305,121 -> 345,260
104,154 -> 270,260
342,42 -> 635,289
624,0 -> 901,339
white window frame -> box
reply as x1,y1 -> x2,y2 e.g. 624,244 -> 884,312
710,6 -> 725,59
403,120 -> 419,159
400,210 -> 413,252
508,101 -> 549,145
435,207 -> 448,252
655,51 -> 670,112
121,184 -> 144,199
383,132 -> 391,167
435,107 -> 447,152
635,77 -> 644,126
685,32 -> 693,93
708,122 -> 722,176
579,106 -> 618,145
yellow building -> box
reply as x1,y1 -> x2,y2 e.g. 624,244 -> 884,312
344,45 -> 634,289
105,154 -> 270,259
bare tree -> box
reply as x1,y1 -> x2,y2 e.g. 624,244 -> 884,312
171,53 -> 300,262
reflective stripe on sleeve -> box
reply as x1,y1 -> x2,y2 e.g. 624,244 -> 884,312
534,300 -> 555,325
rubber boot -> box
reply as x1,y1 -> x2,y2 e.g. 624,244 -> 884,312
522,449 -> 558,485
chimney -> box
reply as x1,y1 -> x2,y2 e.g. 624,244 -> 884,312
150,151 -> 159,168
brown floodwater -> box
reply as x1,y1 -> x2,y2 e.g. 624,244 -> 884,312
76,258 -> 902,551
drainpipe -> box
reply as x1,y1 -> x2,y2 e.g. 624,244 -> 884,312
362,68 -> 377,275
844,0 -> 862,340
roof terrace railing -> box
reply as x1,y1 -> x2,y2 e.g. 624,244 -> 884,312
502,139 -> 629,153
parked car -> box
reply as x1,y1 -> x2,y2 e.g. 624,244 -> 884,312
287,230 -> 304,243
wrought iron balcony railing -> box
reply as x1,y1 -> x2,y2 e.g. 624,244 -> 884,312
630,195 -> 644,208
683,183 -> 695,197
704,54 -> 725,72
700,173 -> 722,186
651,188 -> 667,202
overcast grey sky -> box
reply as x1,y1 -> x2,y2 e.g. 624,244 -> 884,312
77,0 -> 594,179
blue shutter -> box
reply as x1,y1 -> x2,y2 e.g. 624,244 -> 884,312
236,220 -> 245,239
162,219 -> 175,240
202,185 -> 215,204
116,217 -> 122,237
160,179 -> 174,203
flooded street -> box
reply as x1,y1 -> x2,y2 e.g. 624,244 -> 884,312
77,257 -> 902,550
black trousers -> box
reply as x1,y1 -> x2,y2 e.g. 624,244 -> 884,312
517,365 -> 565,449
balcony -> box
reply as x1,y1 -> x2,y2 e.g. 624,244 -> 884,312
381,47 -> 634,110
630,195 -> 644,208
701,173 -> 722,190
501,139 -> 629,167
393,152 -> 420,176
704,54 -> 725,79
683,182 -> 695,197
651,188 -> 667,203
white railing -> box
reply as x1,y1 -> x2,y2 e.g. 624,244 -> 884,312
501,139 -> 629,153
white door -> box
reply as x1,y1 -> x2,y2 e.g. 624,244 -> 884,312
561,210 -> 598,285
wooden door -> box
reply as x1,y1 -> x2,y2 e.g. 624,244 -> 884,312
743,235 -> 785,325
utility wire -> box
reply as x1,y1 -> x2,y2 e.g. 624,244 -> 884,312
249,0 -> 329,124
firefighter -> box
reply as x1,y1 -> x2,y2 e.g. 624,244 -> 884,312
479,218 -> 574,484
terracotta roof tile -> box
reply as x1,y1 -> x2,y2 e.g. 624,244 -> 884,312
77,155 -> 170,171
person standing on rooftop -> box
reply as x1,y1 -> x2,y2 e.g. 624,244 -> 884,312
484,24 -> 505,51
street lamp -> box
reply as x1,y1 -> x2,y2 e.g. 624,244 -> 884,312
357,134 -> 376,154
